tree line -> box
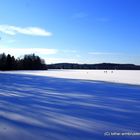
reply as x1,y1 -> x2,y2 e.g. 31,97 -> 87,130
0,53 -> 47,70
1,53 -> 140,70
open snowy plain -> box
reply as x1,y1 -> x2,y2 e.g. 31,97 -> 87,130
0,70 -> 140,140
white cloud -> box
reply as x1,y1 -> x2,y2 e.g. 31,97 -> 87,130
0,47 -> 57,57
0,25 -> 52,36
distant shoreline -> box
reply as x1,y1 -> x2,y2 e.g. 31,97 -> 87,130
47,63 -> 140,70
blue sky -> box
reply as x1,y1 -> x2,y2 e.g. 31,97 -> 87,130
0,0 -> 140,64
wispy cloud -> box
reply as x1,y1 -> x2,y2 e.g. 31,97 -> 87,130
76,54 -> 81,58
62,50 -> 77,53
7,39 -> 17,43
45,57 -> 82,64
0,46 -> 57,57
89,52 -> 122,55
73,12 -> 88,19
0,25 -> 52,36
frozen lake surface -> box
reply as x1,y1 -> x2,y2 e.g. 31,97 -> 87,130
3,70 -> 140,85
0,73 -> 140,140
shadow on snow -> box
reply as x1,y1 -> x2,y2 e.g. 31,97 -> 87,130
0,73 -> 140,140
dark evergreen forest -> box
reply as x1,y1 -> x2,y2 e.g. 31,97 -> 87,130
0,53 -> 47,70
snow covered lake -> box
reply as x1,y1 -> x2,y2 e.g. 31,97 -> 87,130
3,70 -> 140,85
0,71 -> 140,140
